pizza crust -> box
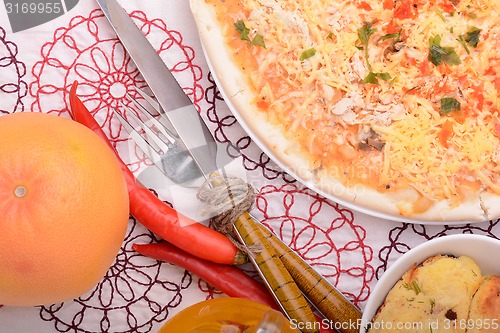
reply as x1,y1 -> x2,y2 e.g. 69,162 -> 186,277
189,0 -> 319,181
479,193 -> 500,221
189,0 -> 494,223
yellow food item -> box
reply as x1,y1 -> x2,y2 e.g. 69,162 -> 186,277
0,112 -> 129,306
368,255 -> 483,333
158,298 -> 299,332
468,275 -> 500,333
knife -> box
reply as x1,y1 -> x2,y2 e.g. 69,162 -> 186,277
97,0 -> 230,178
96,0 -> 311,320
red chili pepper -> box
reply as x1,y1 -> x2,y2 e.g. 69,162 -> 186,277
133,242 -> 278,308
133,242 -> 337,333
68,81 -> 243,265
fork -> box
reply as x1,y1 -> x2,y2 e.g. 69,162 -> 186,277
114,88 -> 204,184
114,87 -> 322,316
114,89 -> 363,333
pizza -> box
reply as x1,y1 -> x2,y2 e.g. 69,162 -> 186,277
189,0 -> 500,222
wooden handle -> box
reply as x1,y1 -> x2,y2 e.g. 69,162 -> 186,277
255,222 -> 362,333
234,212 -> 319,333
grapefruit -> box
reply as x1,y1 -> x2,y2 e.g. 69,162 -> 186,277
0,112 -> 129,306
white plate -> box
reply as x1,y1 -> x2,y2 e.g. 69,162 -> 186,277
359,234 -> 500,333
190,1 -> 493,225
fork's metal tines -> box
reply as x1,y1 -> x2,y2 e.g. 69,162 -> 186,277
130,88 -> 178,139
113,88 -> 202,183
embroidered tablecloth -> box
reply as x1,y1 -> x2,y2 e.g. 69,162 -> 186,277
0,1 -> 498,332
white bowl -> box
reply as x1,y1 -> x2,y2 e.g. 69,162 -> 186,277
359,234 -> 500,333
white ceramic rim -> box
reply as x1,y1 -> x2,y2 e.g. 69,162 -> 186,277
359,234 -> 500,332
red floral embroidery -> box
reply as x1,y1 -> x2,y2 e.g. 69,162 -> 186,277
30,9 -> 203,174
255,184 -> 374,306
38,219 -> 192,333
0,26 -> 27,114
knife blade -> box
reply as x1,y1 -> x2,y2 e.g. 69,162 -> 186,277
96,1 -> 303,321
97,0 -> 226,178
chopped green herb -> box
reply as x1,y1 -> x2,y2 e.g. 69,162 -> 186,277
412,280 -> 422,294
357,21 -> 378,70
376,72 -> 391,81
364,72 -> 378,84
300,48 -> 316,61
234,20 -> 250,41
457,35 -> 470,54
430,299 -> 436,314
434,7 -> 447,22
364,71 -> 391,85
468,12 -> 477,19
462,26 -> 481,48
404,86 -> 421,95
250,34 -> 266,48
357,21 -> 377,44
234,20 -> 266,48
428,35 -> 461,66
381,30 -> 401,41
356,21 -> 395,84
389,76 -> 398,88
440,97 -> 461,114
380,32 -> 401,40
326,31 -> 333,39
403,280 -> 422,295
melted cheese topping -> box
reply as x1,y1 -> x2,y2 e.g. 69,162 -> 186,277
207,0 -> 500,211
369,255 -> 483,333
